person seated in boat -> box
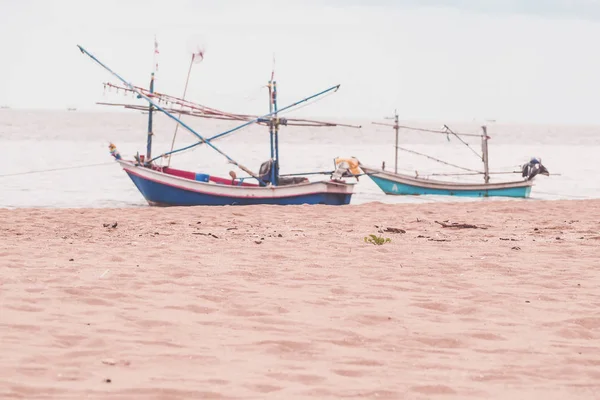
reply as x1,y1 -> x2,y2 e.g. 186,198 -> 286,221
257,159 -> 308,186
258,159 -> 274,186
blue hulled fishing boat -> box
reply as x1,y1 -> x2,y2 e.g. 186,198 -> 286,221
78,44 -> 362,206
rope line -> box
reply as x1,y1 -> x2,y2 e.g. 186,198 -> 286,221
0,162 -> 114,178
443,125 -> 483,160
396,125 -> 482,138
167,55 -> 196,167
396,146 -> 482,173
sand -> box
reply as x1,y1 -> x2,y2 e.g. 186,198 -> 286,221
1,199 -> 600,399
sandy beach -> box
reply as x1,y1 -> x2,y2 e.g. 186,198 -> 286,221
1,199 -> 599,399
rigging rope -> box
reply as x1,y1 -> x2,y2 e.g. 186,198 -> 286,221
0,162 -> 115,178
150,85 -> 341,162
167,55 -> 195,167
181,87 -> 338,148
396,125 -> 482,138
429,171 -> 521,177
443,125 -> 483,161
396,146 -> 482,174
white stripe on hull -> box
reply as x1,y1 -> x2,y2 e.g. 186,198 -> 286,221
361,166 -> 533,191
117,160 -> 355,198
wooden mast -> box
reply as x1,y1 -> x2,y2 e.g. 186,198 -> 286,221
481,125 -> 490,184
146,72 -> 154,164
273,79 -> 280,186
268,79 -> 275,185
371,110 -> 400,173
146,36 -> 159,165
393,109 -> 399,174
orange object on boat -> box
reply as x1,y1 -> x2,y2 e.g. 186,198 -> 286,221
335,157 -> 361,176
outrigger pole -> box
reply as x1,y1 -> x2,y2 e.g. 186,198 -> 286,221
99,83 -> 362,128
77,44 -> 339,185
77,45 -> 265,180
155,83 -> 340,163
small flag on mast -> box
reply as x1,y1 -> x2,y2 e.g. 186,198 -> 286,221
153,35 -> 159,71
271,53 -> 275,81
192,47 -> 205,64
270,53 -> 276,106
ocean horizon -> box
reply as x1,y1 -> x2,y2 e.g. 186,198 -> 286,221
1,109 -> 597,208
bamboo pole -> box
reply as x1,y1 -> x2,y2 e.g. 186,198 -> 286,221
393,110 -> 399,174
481,125 -> 490,184
167,54 -> 195,167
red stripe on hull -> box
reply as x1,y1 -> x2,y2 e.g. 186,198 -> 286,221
124,168 -> 348,200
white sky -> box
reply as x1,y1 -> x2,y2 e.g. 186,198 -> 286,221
2,0 -> 600,124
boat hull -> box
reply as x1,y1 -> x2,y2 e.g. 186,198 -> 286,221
362,167 -> 533,198
119,160 -> 354,206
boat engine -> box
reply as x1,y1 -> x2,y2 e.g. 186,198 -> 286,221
521,157 -> 549,181
332,157 -> 361,181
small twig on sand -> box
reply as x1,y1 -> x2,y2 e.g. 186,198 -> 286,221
192,232 -> 219,238
384,227 -> 406,234
435,221 -> 487,230
375,225 -> 406,234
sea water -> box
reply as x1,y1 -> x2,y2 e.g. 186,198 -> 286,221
0,109 -> 598,208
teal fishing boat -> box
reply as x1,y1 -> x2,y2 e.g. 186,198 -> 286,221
361,111 -> 549,198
